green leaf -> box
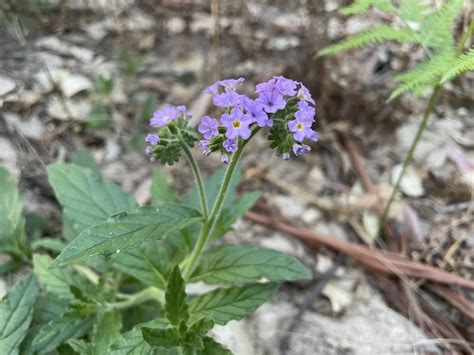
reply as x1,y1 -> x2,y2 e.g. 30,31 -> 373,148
112,240 -> 170,289
191,245 -> 311,285
340,0 -> 395,15
109,328 -> 154,355
165,266 -> 189,326
49,204 -> 201,269
188,283 -> 279,325
32,312 -> 94,353
68,339 -> 92,354
210,192 -> 260,241
317,25 -> 418,57
198,337 -> 232,355
142,327 -> 181,349
92,310 -> 122,354
47,163 -> 137,239
0,166 -> 26,256
33,254 -> 97,301
31,238 -> 67,253
186,164 -> 242,213
71,150 -> 100,172
0,274 -> 38,355
441,47 -> 474,83
189,318 -> 214,335
151,170 -> 179,204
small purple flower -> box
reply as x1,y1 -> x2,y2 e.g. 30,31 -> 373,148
297,83 -> 315,105
198,116 -> 219,139
255,79 -> 275,94
213,90 -> 243,108
221,108 -> 252,140
221,155 -> 229,164
150,105 -> 185,127
223,138 -> 238,153
243,97 -> 272,127
288,116 -> 317,142
145,146 -> 153,156
282,153 -> 290,160
293,144 -> 311,156
219,77 -> 244,91
203,82 -> 219,95
295,100 -> 315,122
203,77 -> 244,95
256,89 -> 286,113
198,140 -> 210,156
273,76 -> 297,96
145,133 -> 159,146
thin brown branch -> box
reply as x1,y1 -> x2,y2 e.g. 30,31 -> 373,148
245,211 -> 474,289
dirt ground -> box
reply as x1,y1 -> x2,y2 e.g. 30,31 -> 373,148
1,1 -> 473,354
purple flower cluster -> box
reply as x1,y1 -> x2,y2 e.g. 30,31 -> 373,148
145,105 -> 189,158
197,76 -> 317,162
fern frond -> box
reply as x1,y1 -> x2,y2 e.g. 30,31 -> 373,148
340,0 -> 395,15
317,25 -> 418,57
389,52 -> 456,100
420,0 -> 464,51
441,47 -> 474,83
399,0 -> 431,23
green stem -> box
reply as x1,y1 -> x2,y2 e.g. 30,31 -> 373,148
178,134 -> 209,219
380,17 -> 473,229
380,85 -> 441,226
105,287 -> 165,310
182,128 -> 260,280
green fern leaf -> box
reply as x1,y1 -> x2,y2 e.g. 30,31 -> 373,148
317,25 -> 418,57
420,0 -> 464,51
340,0 -> 395,15
389,51 -> 456,100
399,0 -> 431,23
441,47 -> 474,83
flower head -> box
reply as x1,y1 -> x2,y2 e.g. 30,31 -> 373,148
198,116 -> 219,140
221,108 -> 253,140
150,105 -> 186,127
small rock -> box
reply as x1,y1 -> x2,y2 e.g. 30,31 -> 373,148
273,195 -> 306,219
212,321 -> 256,355
391,164 -> 424,197
60,74 -> 93,97
47,96 -> 92,121
301,208 -> 321,224
167,17 -> 186,34
266,35 -> 300,50
0,138 -> 19,179
0,76 -> 16,96
322,282 -> 353,314
260,233 -> 306,260
4,112 -> 45,139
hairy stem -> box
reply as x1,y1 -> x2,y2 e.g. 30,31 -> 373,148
183,128 -> 260,280
106,287 -> 165,310
178,134 -> 209,219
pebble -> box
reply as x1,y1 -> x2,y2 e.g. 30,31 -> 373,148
0,76 -> 16,97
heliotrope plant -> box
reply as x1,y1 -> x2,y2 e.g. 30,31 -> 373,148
0,76 -> 317,354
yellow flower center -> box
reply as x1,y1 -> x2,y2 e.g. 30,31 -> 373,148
232,120 -> 241,128
296,122 -> 303,130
